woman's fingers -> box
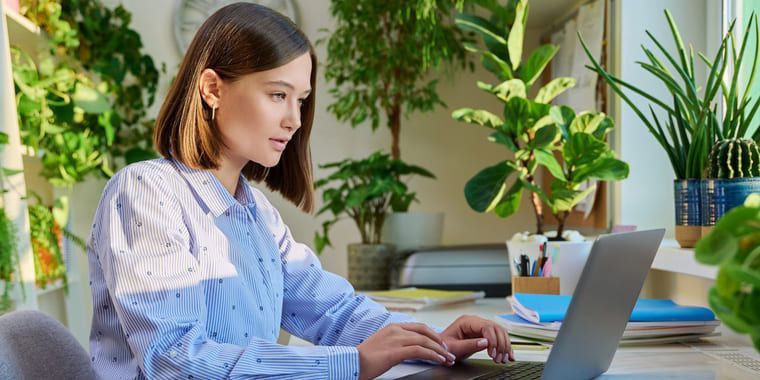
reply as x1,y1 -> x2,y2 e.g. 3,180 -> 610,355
401,331 -> 456,364
393,345 -> 449,366
398,323 -> 445,347
494,324 -> 508,363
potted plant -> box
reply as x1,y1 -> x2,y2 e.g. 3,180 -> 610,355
694,193 -> 760,352
0,131 -> 23,314
320,0 -> 474,251
452,0 -> 629,295
313,151 -> 434,290
580,10 -> 760,247
700,13 -> 760,236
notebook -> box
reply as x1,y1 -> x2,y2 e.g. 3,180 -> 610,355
510,293 -> 716,323
362,287 -> 485,312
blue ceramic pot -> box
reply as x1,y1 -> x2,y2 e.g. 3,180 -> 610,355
674,179 -> 701,226
701,178 -> 760,226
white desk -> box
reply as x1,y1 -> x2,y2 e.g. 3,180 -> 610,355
290,298 -> 760,379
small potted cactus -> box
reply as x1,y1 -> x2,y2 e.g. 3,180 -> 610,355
701,138 -> 760,235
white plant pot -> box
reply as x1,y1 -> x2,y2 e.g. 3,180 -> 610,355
506,240 -> 594,296
381,211 -> 444,253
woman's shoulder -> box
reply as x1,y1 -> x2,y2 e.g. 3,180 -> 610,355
105,158 -> 180,192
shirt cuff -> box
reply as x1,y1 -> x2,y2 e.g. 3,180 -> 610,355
326,345 -> 360,379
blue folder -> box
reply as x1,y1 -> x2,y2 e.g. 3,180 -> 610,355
513,293 -> 716,322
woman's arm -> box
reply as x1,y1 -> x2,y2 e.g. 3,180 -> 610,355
252,189 -> 430,347
91,165 -> 359,379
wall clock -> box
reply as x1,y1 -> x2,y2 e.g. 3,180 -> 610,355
174,0 -> 299,54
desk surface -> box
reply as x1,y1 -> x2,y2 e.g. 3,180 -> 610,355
290,298 -> 760,379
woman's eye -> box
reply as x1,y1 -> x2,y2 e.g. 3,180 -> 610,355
272,93 -> 286,101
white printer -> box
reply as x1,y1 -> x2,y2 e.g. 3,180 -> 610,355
391,244 -> 511,297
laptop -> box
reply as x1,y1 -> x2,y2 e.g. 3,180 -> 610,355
399,229 -> 666,380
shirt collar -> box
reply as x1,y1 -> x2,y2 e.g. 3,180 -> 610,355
170,159 -> 256,217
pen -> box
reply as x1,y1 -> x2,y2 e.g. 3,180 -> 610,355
520,254 -> 529,277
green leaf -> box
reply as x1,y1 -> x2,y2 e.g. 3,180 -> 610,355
452,108 -> 504,129
535,77 -> 576,103
549,105 -> 576,139
72,82 -> 111,114
0,132 -> 8,145
519,44 -> 560,86
534,149 -> 566,181
563,133 -> 608,167
694,223 -> 739,265
530,124 -> 560,148
569,112 -> 607,135
550,184 -> 597,213
573,157 -> 630,183
490,79 -> 526,102
464,161 -> 513,212
455,13 -> 507,53
493,180 -> 523,217
488,131 -> 518,152
507,0 -> 528,70
52,196 -> 69,229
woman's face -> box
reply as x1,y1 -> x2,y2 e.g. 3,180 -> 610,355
216,52 -> 312,168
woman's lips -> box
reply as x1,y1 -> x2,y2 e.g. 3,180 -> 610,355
270,138 -> 287,152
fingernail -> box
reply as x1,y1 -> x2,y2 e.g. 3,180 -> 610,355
502,354 -> 508,363
496,353 -> 503,362
443,342 -> 449,351
510,349 -> 515,361
490,348 -> 496,357
477,338 -> 488,348
447,352 -> 456,362
437,354 -> 446,363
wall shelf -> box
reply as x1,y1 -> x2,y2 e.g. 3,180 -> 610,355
651,240 -> 717,280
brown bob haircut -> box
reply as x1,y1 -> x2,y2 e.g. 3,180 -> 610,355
154,3 -> 316,213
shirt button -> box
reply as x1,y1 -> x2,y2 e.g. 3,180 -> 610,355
169,349 -> 178,358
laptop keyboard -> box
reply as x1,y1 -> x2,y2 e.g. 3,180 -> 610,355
473,361 -> 544,379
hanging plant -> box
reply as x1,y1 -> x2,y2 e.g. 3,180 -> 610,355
13,0 -> 163,188
0,132 -> 24,313
27,194 -> 68,291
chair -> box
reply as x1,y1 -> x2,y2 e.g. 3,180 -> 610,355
0,309 -> 96,380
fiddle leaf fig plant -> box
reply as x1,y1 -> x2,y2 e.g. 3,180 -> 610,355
452,0 -> 629,238
313,151 -> 435,253
695,193 -> 760,351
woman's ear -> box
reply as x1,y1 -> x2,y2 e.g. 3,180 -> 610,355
199,68 -> 223,108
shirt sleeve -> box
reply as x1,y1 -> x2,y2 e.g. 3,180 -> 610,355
252,190 -> 432,349
92,166 -> 360,380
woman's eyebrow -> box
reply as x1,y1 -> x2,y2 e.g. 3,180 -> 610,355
265,80 -> 311,96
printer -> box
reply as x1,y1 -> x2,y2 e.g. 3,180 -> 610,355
391,244 -> 512,297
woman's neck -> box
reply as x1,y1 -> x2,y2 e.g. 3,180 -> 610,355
212,153 -> 247,196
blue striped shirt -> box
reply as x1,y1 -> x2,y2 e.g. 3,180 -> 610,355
87,158 -> 418,379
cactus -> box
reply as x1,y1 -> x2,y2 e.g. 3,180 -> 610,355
705,138 -> 760,178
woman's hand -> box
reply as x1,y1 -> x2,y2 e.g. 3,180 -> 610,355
440,315 -> 514,364
357,323 -> 455,380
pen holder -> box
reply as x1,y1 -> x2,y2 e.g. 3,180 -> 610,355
511,276 -> 560,295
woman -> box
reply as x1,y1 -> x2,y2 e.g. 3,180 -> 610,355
87,3 -> 513,379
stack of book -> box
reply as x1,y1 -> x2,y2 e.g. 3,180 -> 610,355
362,287 -> 485,312
497,293 -> 720,345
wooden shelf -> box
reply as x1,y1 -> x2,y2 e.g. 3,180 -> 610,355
35,276 -> 77,296
4,8 -> 42,52
651,240 -> 718,280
